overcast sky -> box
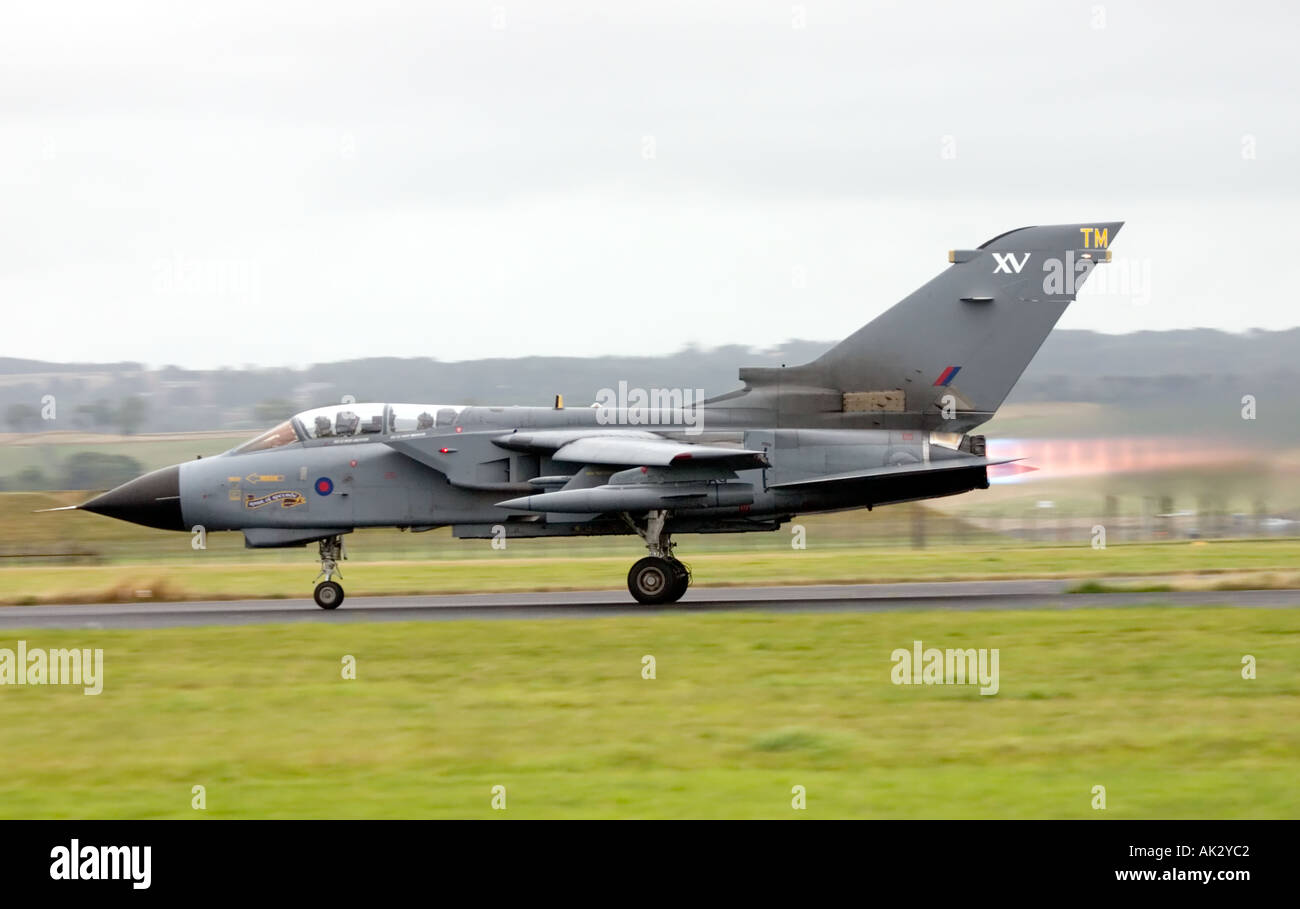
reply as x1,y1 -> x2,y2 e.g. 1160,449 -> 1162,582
2,0 -> 1296,369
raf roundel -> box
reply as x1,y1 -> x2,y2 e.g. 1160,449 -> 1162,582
314,477 -> 334,496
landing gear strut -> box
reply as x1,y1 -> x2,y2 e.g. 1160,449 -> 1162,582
625,510 -> 690,605
313,535 -> 346,609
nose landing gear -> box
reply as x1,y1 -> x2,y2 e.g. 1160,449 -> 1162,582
625,510 -> 691,605
313,535 -> 347,609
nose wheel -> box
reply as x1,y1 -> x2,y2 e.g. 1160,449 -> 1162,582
314,580 -> 344,609
313,535 -> 347,610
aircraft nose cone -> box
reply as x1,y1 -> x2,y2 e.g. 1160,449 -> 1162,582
80,464 -> 185,531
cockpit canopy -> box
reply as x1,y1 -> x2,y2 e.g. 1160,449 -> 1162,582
298,403 -> 387,439
227,402 -> 467,455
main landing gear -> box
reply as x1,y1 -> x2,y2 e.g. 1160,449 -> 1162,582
626,510 -> 691,605
313,535 -> 347,609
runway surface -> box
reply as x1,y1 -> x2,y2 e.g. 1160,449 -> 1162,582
2,579 -> 1299,629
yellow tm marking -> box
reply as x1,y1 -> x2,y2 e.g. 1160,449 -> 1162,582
1079,227 -> 1110,249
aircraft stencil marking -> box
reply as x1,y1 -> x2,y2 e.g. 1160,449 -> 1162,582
245,490 -> 307,509
992,252 -> 1030,274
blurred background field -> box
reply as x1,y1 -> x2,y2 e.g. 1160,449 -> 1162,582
0,607 -> 1294,818
3,333 -> 1299,600
3,410 -> 1300,603
4,403 -> 1300,559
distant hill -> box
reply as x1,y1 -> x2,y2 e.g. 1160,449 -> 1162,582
1,329 -> 1297,440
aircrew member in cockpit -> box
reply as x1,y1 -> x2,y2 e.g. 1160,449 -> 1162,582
335,410 -> 360,436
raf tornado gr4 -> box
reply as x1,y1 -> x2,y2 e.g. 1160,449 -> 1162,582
60,222 -> 1122,608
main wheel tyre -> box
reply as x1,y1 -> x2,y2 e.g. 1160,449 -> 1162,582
666,559 -> 691,603
314,580 -> 344,610
628,556 -> 677,605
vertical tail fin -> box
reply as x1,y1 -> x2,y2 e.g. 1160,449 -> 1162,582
739,222 -> 1123,429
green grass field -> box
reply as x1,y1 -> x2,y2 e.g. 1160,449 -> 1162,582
2,538 -> 1299,604
0,607 -> 1295,818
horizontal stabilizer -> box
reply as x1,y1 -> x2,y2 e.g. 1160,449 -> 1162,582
769,456 -> 1019,491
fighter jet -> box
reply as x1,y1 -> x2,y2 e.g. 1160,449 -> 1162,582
64,222 -> 1121,608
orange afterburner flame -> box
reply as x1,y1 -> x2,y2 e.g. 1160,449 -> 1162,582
987,437 -> 1249,483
